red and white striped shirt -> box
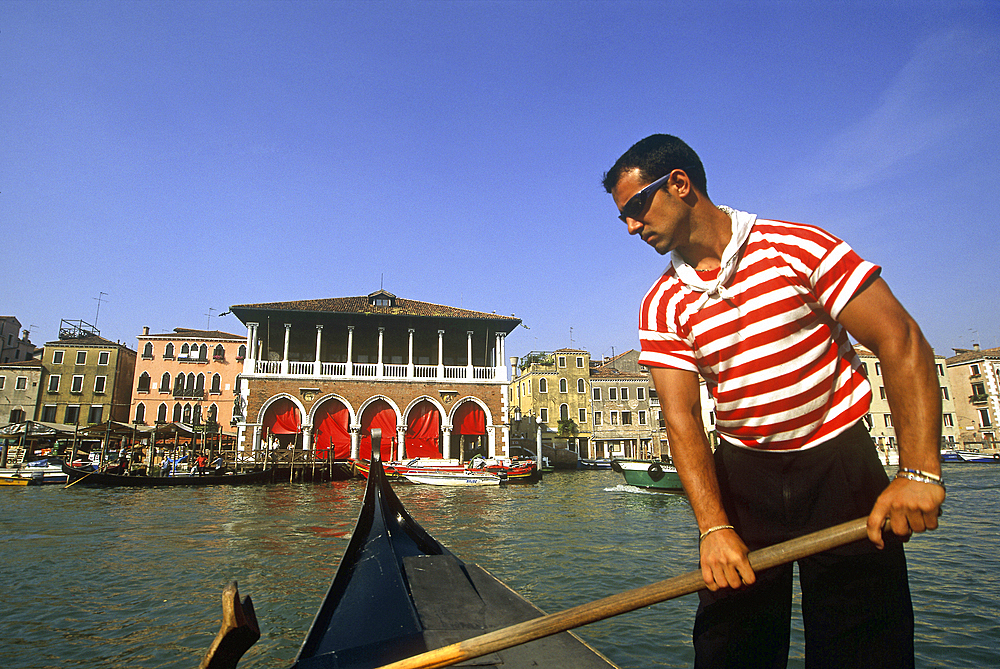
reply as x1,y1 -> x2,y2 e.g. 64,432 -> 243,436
639,217 -> 879,451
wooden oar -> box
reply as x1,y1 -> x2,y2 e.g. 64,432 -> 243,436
198,580 -> 260,669
376,516 -> 887,669
63,469 -> 96,488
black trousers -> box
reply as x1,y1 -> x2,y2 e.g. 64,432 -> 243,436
693,423 -> 914,669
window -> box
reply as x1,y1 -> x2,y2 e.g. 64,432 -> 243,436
593,387 -> 601,401
971,364 -> 981,375
87,405 -> 103,424
539,407 -> 548,422
71,375 -> 84,393
48,375 -> 60,392
208,404 -> 218,423
560,404 -> 569,420
874,362 -> 881,376
160,372 -> 171,392
576,357 -> 584,368
196,373 -> 205,393
237,344 -> 246,360
164,343 -> 175,359
861,362 -> 869,375
879,386 -> 887,400
211,373 -> 222,394
175,373 -> 185,394
621,411 -> 632,425
64,405 -> 80,425
76,351 -> 87,365
52,350 -> 64,364
884,414 -> 893,427
98,351 -> 110,365
539,378 -> 547,393
180,343 -> 190,356
637,387 -> 645,401
94,376 -> 107,394
183,404 -> 193,423
0,377 -> 4,390
559,378 -> 568,393
980,408 -> 992,428
609,387 -> 617,401
638,410 -> 647,425
135,403 -> 146,423
558,356 -> 566,367
594,412 -> 603,426
143,342 -> 154,359
198,344 -> 208,360
621,387 -> 629,401
41,405 -> 57,422
579,407 -> 587,423
214,344 -> 225,360
941,387 -> 949,401
135,373 -> 150,393
171,403 -> 182,422
9,409 -> 25,423
943,414 -> 954,427
610,411 -> 619,425
936,363 -> 944,376
577,378 -> 585,393
15,376 -> 27,390
157,403 -> 168,423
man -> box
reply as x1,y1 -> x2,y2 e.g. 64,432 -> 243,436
602,134 -> 944,668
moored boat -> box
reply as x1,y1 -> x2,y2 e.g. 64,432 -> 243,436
611,459 -> 684,493
578,458 -> 613,470
954,449 -> 1000,463
0,475 -> 41,486
285,429 -> 617,668
61,463 -> 272,487
402,469 -> 503,486
0,457 -> 69,485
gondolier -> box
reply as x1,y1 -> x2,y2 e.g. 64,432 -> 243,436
602,134 -> 945,668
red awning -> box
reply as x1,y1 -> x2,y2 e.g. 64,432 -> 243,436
405,401 -> 441,458
313,400 -> 351,460
264,398 -> 301,435
453,402 -> 486,435
359,400 -> 397,460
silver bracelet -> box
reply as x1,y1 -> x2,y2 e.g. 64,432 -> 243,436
699,524 -> 735,543
895,470 -> 946,492
897,467 -> 942,483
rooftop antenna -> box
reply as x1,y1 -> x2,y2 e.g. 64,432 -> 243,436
93,292 -> 108,328
570,327 -> 574,344
206,307 -> 216,330
380,273 -> 384,290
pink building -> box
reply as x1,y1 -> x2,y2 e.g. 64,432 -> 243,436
131,327 -> 247,435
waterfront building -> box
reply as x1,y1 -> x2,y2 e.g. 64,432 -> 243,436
855,345 -> 960,456
229,290 -> 520,461
131,327 -> 247,436
508,349 -> 594,460
509,348 -> 716,461
945,344 -> 1000,449
0,358 -> 43,424
0,316 -> 35,363
36,320 -> 137,425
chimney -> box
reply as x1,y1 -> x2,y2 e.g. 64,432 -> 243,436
974,343 -> 980,351
143,326 -> 150,336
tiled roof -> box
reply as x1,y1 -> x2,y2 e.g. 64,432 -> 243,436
0,358 -> 42,368
43,335 -> 131,349
230,296 -> 521,325
590,366 -> 646,379
143,328 -> 245,340
947,346 -> 1000,365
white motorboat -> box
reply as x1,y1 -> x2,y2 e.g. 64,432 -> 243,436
402,469 -> 502,486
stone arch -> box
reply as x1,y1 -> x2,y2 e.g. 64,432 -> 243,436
310,394 -> 356,460
450,397 -> 494,460
357,395 -> 402,461
257,393 -> 306,448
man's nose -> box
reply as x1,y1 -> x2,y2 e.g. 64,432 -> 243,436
626,218 -> 643,235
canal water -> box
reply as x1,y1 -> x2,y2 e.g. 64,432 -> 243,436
1,464 -> 997,668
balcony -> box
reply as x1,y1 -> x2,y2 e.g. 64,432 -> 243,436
250,359 -> 498,382
970,393 -> 990,405
173,388 -> 206,399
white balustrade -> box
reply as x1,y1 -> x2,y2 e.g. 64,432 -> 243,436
413,365 -> 438,378
384,364 -> 408,378
251,358 -> 498,382
322,362 -> 346,376
443,366 -> 468,379
289,361 -> 313,375
353,363 -> 377,377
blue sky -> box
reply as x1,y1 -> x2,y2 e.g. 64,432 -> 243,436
3,1 -> 998,361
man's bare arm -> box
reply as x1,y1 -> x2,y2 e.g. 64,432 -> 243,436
838,277 -> 945,547
650,366 -> 755,589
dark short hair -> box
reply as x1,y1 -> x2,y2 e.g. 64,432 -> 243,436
602,134 -> 708,196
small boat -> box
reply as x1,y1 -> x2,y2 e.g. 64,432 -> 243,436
0,475 -> 41,486
467,456 -> 541,483
403,469 -> 503,486
578,458 -> 613,470
61,464 -> 272,487
287,429 -> 617,668
352,458 -> 466,481
954,449 -> 1000,463
940,448 -> 963,462
611,459 -> 685,493
0,457 -> 69,485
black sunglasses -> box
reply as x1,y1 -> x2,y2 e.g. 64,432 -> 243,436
618,166 -> 695,223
